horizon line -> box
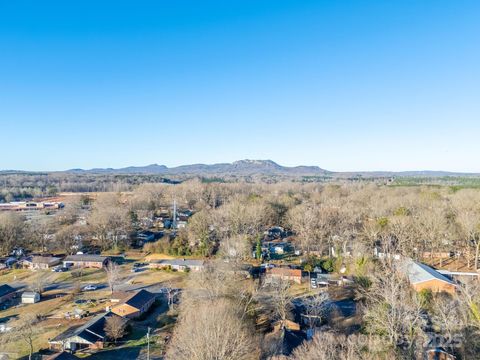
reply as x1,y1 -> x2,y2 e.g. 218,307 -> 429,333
1,159 -> 479,175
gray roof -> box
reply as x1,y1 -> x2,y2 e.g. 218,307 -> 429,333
153,259 -> 204,267
50,312 -> 124,344
123,290 -> 156,310
30,256 -> 61,264
64,255 -> 108,263
22,291 -> 39,298
400,259 -> 455,285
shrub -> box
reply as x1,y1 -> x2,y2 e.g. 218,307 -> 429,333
321,258 -> 335,273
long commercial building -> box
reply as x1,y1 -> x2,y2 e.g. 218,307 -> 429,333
0,201 -> 64,211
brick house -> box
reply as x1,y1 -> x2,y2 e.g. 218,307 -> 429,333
23,256 -> 61,270
399,259 -> 457,294
266,267 -> 302,284
149,259 -> 205,272
110,289 -> 156,319
63,255 -> 109,269
49,313 -> 125,352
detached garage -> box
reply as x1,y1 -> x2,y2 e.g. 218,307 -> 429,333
22,291 -> 40,304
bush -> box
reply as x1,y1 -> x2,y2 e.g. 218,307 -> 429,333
418,289 -> 433,310
354,275 -> 372,289
321,258 -> 336,273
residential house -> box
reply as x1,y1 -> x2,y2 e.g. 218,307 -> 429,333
135,231 -> 156,246
23,256 -> 61,270
154,217 -> 172,229
269,242 -> 290,255
176,220 -> 188,229
22,291 -> 40,304
0,284 -> 16,304
49,312 -> 126,352
264,226 -> 288,240
63,255 -> 109,269
266,267 -> 302,284
149,259 -> 205,272
373,237 -> 401,260
426,347 -> 456,360
110,289 -> 156,319
311,273 -> 343,287
399,259 -> 457,294
177,209 -> 193,218
0,257 -> 17,270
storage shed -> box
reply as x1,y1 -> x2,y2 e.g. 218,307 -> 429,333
22,291 -> 40,304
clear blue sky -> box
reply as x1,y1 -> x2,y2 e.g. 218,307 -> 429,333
1,1 -> 479,172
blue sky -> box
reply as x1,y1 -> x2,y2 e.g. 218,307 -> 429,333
0,1 -> 479,172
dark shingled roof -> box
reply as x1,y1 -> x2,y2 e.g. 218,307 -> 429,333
0,284 -> 15,298
124,289 -> 156,310
50,312 -> 125,344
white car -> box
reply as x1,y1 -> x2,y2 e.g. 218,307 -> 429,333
83,285 -> 97,291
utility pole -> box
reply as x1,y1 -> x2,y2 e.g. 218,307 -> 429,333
147,327 -> 151,360
172,199 -> 177,229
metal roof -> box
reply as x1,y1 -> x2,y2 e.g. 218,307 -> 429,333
400,259 -> 455,285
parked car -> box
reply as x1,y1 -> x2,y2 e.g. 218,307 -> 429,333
83,285 -> 97,291
260,263 -> 275,269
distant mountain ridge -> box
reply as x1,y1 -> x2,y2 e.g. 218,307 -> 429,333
66,159 -> 331,176
2,160 -> 479,177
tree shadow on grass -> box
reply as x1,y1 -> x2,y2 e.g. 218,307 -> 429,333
86,346 -> 142,360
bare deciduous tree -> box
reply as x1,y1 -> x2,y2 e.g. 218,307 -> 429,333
456,211 -> 480,269
362,265 -> 426,357
287,202 -> 321,256
260,279 -> 293,328
0,212 -> 26,255
88,194 -> 131,251
1,313 -> 40,360
302,292 -> 330,332
104,315 -> 127,344
32,270 -> 51,295
291,332 -> 393,360
166,299 -> 257,360
105,261 -> 120,294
